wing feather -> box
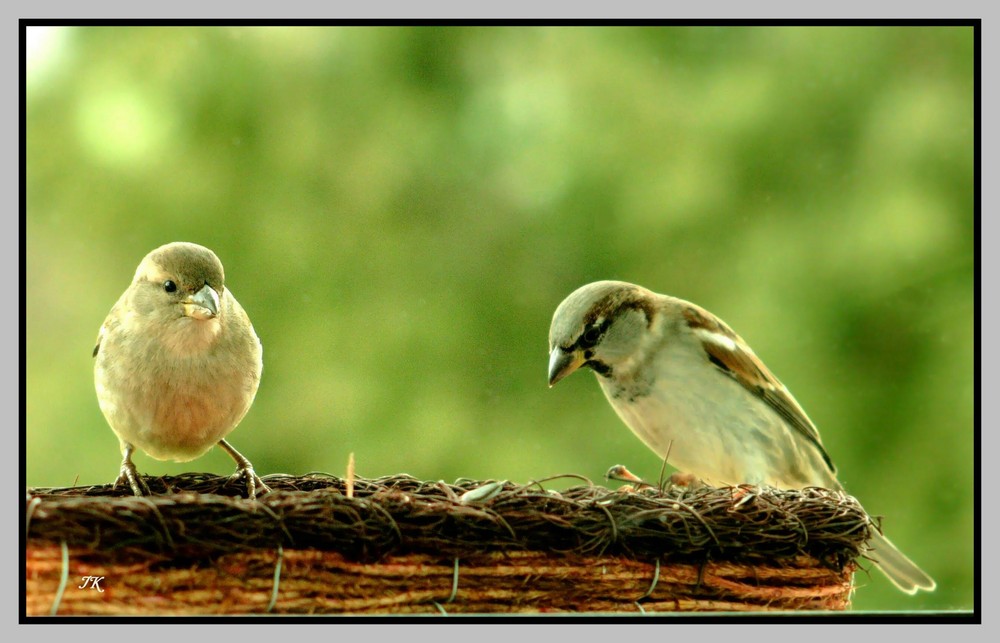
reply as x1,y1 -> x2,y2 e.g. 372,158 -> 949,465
682,305 -> 836,475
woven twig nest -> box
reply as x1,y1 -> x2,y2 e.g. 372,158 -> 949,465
25,473 -> 873,615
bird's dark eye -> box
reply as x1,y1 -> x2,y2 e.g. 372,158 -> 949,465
580,325 -> 602,349
163,280 -> 177,293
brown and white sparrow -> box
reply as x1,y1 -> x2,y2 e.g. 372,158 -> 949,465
93,242 -> 268,499
548,280 -> 935,594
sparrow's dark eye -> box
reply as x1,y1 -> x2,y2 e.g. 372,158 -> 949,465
580,325 -> 602,348
163,280 -> 177,293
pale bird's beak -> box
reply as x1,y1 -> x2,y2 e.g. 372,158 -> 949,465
548,347 -> 585,387
182,284 -> 220,320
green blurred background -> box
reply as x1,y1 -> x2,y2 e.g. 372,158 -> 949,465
25,26 -> 974,612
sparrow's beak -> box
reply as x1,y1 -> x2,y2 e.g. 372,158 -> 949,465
182,284 -> 220,320
548,347 -> 585,387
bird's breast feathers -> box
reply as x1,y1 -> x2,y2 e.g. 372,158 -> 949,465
597,337 -> 828,487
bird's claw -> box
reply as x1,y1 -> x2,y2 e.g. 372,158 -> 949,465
229,465 -> 270,501
113,461 -> 150,496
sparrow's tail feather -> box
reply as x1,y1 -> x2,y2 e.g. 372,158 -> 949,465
867,529 -> 936,594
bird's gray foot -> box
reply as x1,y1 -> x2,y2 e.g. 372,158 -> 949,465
218,439 -> 270,500
113,444 -> 150,496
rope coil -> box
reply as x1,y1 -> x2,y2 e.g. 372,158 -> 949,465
25,472 -> 869,614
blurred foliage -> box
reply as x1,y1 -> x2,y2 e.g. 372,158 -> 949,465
24,26 -> 974,612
